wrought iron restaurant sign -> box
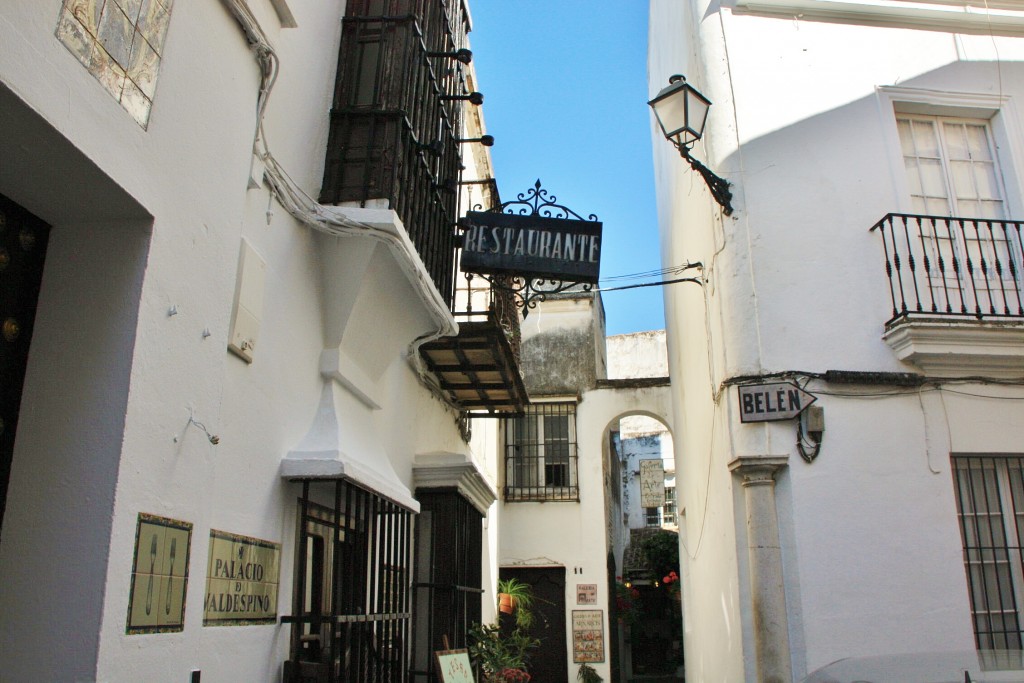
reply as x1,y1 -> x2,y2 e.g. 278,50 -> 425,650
461,210 -> 602,283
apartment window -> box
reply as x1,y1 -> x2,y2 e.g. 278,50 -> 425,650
898,115 -> 1006,219
952,455 -> 1024,649
663,486 -> 677,523
504,403 -> 579,502
645,507 -> 662,527
897,114 -> 1019,313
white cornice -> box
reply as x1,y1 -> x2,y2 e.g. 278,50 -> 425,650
413,452 -> 498,515
884,319 -> 1024,377
733,0 -> 1024,36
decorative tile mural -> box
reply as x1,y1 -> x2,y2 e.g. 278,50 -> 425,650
126,513 -> 193,634
56,0 -> 173,128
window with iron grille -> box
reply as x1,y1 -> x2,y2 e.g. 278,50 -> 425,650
663,485 -> 677,524
321,0 -> 472,308
644,507 -> 661,527
504,403 -> 579,502
411,490 -> 483,682
952,455 -> 1024,650
283,480 -> 413,683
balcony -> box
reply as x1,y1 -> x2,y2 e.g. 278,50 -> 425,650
321,8 -> 470,308
870,213 -> 1024,375
419,274 -> 529,417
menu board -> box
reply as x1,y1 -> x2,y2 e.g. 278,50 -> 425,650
572,610 -> 605,663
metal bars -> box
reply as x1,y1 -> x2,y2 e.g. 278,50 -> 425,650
953,456 -> 1024,650
503,403 -> 580,502
283,480 -> 414,683
321,1 -> 472,308
410,490 -> 483,682
871,213 -> 1024,325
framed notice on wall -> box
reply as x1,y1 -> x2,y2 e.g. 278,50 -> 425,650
435,649 -> 474,683
572,609 -> 605,663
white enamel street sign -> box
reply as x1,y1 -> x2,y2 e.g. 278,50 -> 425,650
738,382 -> 817,423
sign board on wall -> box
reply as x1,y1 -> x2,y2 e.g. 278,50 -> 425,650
126,513 -> 193,634
738,382 -> 817,423
639,459 -> 665,508
460,211 -> 602,283
577,583 -> 598,604
203,529 -> 280,626
572,610 -> 605,663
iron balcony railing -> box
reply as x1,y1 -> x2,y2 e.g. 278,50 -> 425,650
871,213 -> 1024,325
453,272 -> 521,362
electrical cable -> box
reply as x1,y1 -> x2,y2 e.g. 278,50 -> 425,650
596,276 -> 703,293
219,0 -> 461,408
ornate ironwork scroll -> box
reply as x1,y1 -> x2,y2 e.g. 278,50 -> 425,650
461,180 -> 601,315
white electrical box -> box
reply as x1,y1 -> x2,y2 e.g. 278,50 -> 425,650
228,239 -> 266,364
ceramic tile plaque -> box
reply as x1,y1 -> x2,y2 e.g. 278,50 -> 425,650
204,529 -> 280,626
126,513 -> 192,634
572,609 -> 605,663
55,0 -> 174,127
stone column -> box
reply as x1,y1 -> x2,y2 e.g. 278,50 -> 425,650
729,456 -> 792,683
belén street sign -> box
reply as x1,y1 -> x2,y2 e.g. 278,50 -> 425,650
738,382 -> 817,423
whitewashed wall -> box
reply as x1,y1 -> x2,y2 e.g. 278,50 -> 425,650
0,1 -> 483,681
650,0 -> 1024,680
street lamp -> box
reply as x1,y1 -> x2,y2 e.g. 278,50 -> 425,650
648,75 -> 734,216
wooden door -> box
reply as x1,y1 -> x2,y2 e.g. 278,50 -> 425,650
500,566 -> 568,682
0,193 -> 50,541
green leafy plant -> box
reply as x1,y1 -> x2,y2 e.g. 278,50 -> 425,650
639,530 -> 680,581
468,622 -> 540,683
577,662 -> 604,683
496,577 -> 535,629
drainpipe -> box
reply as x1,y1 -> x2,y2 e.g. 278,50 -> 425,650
729,456 -> 792,683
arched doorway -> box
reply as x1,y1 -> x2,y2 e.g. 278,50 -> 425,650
601,408 -> 683,683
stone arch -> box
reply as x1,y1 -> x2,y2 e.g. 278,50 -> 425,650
574,382 -> 678,683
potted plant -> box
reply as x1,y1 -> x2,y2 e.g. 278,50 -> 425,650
468,622 -> 539,683
577,662 -> 604,683
496,577 -> 535,629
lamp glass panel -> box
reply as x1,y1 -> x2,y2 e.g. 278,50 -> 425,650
684,93 -> 710,146
652,90 -> 689,141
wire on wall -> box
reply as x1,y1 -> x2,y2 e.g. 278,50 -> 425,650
219,0 -> 461,406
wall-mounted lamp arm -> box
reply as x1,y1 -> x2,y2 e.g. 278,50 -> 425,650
675,142 -> 734,217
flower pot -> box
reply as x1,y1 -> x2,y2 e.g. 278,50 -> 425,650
498,592 -> 515,614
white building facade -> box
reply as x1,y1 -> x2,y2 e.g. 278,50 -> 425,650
0,2 -> 514,681
649,1 -> 1024,681
608,331 -> 677,533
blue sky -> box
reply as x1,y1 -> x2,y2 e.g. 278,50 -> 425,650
468,1 -> 665,335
